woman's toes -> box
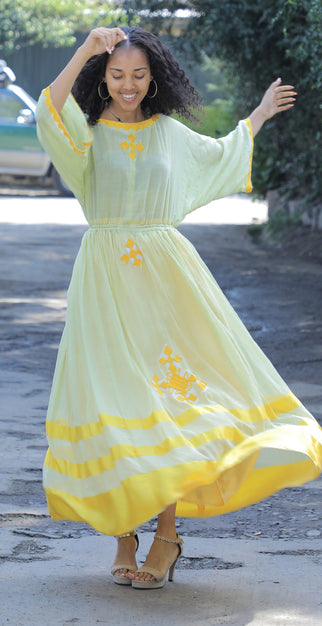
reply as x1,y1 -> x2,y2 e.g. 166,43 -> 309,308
130,570 -> 156,582
116,568 -> 125,576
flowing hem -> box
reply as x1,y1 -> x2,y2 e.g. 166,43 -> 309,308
44,424 -> 322,535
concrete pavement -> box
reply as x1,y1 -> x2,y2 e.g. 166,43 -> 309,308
0,193 -> 321,625
2,527 -> 321,625
0,193 -> 268,225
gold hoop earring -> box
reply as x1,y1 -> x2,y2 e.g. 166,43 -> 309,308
147,79 -> 158,99
98,80 -> 110,101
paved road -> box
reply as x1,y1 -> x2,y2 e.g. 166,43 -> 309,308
0,193 -> 321,625
0,192 -> 268,224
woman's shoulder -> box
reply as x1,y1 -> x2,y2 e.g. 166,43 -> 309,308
158,113 -> 184,128
157,113 -> 194,137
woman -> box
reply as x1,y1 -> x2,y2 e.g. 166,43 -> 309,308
36,26 -> 322,590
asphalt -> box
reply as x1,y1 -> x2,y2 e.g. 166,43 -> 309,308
0,193 -> 321,625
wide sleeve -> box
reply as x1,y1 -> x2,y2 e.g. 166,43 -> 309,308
176,118 -> 253,217
35,86 -> 93,202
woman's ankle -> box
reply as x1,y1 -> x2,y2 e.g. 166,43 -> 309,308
156,503 -> 177,540
155,526 -> 177,540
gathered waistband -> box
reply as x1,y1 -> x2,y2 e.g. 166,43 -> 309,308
89,223 -> 176,232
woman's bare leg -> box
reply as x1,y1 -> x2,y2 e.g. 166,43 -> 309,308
112,534 -> 138,578
128,503 -> 178,582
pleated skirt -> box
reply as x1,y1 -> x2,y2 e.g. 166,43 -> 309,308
43,225 -> 322,535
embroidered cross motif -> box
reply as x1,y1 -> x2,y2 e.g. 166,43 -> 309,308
120,133 -> 145,160
120,238 -> 143,267
151,345 -> 207,404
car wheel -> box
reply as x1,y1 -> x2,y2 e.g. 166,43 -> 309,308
52,167 -> 73,196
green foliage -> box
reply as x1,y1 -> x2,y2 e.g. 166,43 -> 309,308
122,0 -> 322,206
122,0 -> 188,32
190,0 -> 322,205
266,209 -> 303,237
247,222 -> 265,243
0,0 -> 124,55
248,209 -> 303,244
200,56 -> 234,106
176,102 -> 236,138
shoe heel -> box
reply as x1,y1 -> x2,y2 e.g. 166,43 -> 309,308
168,557 -> 178,582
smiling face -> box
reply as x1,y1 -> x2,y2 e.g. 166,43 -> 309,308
104,44 -> 152,121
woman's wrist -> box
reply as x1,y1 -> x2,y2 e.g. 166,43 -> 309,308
248,105 -> 267,138
78,42 -> 96,63
73,44 -> 93,68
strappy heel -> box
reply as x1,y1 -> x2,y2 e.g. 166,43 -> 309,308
131,533 -> 183,589
111,531 -> 139,585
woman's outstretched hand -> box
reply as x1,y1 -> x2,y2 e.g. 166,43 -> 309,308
81,27 -> 128,57
249,78 -> 297,137
260,77 -> 297,119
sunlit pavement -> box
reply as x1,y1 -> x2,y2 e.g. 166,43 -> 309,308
0,193 -> 268,225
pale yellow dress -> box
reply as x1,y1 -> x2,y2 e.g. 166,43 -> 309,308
36,87 -> 322,536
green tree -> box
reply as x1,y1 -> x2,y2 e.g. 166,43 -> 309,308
122,0 -> 322,206
0,0 -> 124,56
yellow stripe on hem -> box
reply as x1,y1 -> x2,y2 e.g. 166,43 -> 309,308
46,392 -> 301,442
45,425 -> 248,479
44,457 -> 318,536
43,86 -> 93,154
244,117 -> 254,193
44,417 -> 322,481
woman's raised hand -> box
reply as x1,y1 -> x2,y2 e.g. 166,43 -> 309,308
249,77 -> 297,137
259,77 -> 297,120
81,27 -> 127,57
48,28 -> 127,114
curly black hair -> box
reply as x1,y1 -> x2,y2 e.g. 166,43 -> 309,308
71,26 -> 202,126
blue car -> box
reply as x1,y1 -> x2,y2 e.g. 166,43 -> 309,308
0,60 -> 71,195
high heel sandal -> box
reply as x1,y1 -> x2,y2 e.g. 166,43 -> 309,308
131,533 -> 183,590
111,531 -> 139,585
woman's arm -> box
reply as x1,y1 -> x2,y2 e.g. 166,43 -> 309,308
49,27 -> 127,113
249,77 -> 297,138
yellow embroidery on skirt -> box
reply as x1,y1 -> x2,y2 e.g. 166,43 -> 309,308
151,345 -> 207,404
120,133 -> 145,160
120,238 -> 143,267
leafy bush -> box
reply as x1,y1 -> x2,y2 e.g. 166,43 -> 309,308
123,0 -> 322,207
265,209 -> 303,237
176,102 -> 236,138
0,0 -> 124,55
186,0 -> 322,205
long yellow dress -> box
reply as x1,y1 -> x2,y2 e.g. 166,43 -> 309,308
36,87 -> 322,536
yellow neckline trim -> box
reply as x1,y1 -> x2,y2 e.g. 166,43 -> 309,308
43,86 -> 93,154
98,114 -> 159,131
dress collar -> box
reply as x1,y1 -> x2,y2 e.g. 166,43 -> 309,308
98,114 -> 159,131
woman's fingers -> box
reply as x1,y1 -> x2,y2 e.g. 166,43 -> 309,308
277,84 -> 295,91
276,86 -> 297,98
114,28 -> 128,41
259,79 -> 297,119
105,27 -> 128,54
84,27 -> 127,56
270,80 -> 297,114
276,102 -> 295,113
275,85 -> 297,111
